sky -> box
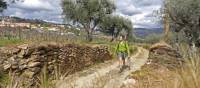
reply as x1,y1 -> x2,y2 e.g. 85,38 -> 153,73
2,0 -> 163,28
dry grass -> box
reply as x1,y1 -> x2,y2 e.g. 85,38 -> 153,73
175,44 -> 200,88
130,44 -> 200,88
1,43 -> 199,88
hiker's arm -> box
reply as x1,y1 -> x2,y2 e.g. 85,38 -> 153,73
115,43 -> 119,54
126,43 -> 130,56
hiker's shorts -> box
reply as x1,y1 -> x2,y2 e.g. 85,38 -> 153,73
117,52 -> 127,60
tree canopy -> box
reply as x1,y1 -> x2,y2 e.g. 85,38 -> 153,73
0,0 -> 7,13
0,0 -> 24,13
165,0 -> 200,45
99,15 -> 133,41
62,0 -> 115,41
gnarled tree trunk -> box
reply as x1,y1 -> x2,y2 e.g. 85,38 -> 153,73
86,28 -> 93,42
163,5 -> 170,42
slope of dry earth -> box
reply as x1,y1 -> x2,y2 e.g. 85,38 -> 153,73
56,47 -> 149,88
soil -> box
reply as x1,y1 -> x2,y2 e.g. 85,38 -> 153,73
56,47 -> 149,88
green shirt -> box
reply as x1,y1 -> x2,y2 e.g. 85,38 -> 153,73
115,41 -> 130,55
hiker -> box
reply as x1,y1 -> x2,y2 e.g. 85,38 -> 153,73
115,35 -> 130,69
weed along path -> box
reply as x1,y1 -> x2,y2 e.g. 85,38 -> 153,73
56,47 -> 149,88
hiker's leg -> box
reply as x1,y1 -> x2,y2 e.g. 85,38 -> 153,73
122,53 -> 126,66
120,58 -> 123,67
118,52 -> 122,67
118,57 -> 122,66
125,53 -> 128,66
123,58 -> 125,66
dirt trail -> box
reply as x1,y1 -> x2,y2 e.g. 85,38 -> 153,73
56,47 -> 149,88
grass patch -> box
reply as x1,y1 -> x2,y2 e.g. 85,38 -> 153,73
0,38 -> 24,47
0,71 -> 9,87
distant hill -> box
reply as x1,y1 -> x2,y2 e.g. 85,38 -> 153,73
0,16 -> 64,25
134,28 -> 163,37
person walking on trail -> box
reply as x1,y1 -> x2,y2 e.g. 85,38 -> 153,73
115,35 -> 130,70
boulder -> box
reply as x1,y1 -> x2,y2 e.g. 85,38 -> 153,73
150,42 -> 181,58
29,67 -> 41,74
3,64 -> 11,70
17,44 -> 29,50
150,41 -> 172,51
0,47 -> 20,55
11,65 -> 18,69
23,70 -> 35,78
19,64 -> 28,70
28,62 -> 42,68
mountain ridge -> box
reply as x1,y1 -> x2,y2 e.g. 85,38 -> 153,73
134,27 -> 163,37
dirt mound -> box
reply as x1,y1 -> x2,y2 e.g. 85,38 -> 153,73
150,42 -> 181,58
149,42 -> 183,69
150,41 -> 172,50
130,62 -> 176,88
129,43 -> 184,88
0,43 -> 112,87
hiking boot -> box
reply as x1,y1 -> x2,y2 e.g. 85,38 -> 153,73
119,67 -> 123,73
128,66 -> 131,70
117,65 -> 121,68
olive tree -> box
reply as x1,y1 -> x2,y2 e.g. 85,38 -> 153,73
62,0 -> 115,41
0,0 -> 24,13
165,0 -> 200,46
0,0 -> 7,13
99,15 -> 133,42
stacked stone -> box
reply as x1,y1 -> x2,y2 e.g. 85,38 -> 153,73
59,44 -> 111,74
0,43 -> 112,86
149,44 -> 184,70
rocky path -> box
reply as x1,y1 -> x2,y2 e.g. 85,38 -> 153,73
56,47 -> 149,88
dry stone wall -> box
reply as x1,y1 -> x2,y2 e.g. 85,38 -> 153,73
0,43 -> 112,86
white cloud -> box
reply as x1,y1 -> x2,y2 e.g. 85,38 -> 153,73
13,11 -> 23,17
116,0 -> 163,28
12,0 -> 54,11
3,0 -> 163,28
3,0 -> 63,23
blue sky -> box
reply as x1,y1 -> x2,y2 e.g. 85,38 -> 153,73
2,0 -> 163,28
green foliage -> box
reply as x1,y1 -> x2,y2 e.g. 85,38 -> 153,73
62,0 -> 115,24
0,0 -> 25,13
99,15 -> 133,41
0,71 -> 9,87
0,0 -> 7,12
130,33 -> 163,44
0,71 -> 19,88
38,65 -> 52,88
0,38 -> 24,47
42,23 -> 51,28
62,0 -> 115,41
69,28 -> 80,36
144,33 -> 163,43
165,0 -> 200,45
129,45 -> 137,54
